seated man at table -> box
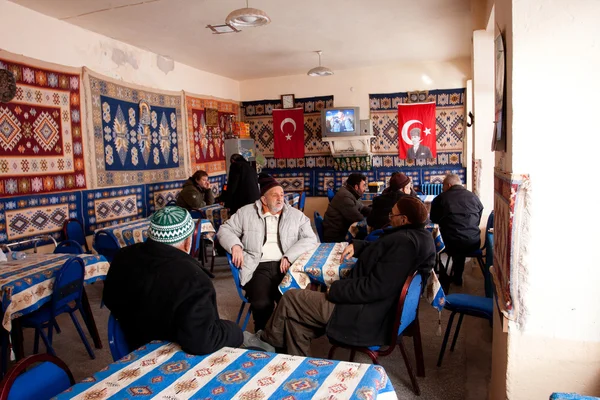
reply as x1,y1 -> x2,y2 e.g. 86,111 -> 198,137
430,174 -> 483,286
103,206 -> 243,355
367,172 -> 415,230
217,175 -> 318,333
323,173 -> 372,242
244,196 -> 436,356
176,170 -> 215,210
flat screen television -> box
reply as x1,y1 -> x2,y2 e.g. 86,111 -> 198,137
321,107 -> 360,137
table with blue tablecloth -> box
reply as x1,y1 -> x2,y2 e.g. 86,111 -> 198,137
284,192 -> 300,208
96,218 -> 216,248
56,341 -> 398,399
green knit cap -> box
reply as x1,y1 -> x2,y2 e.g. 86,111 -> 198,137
148,206 -> 194,245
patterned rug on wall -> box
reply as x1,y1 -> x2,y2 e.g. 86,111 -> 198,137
184,93 -> 239,176
0,50 -> 87,197
369,88 -> 465,167
0,191 -> 82,246
83,68 -> 187,188
241,96 -> 334,169
146,180 -> 185,214
82,185 -> 145,235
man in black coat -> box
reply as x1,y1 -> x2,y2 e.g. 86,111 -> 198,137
220,154 -> 260,215
323,173 -> 371,242
430,174 -> 484,286
244,196 -> 435,356
103,206 -> 243,355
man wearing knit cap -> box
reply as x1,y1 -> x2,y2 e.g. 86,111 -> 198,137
104,206 -> 243,355
218,174 -> 318,334
245,196 -> 436,356
367,171 -> 415,229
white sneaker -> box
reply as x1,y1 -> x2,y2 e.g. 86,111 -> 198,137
243,330 -> 276,353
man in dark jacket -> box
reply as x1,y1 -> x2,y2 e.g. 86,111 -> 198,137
220,154 -> 260,215
244,196 -> 435,356
430,174 -> 484,286
176,170 -> 215,210
323,173 -> 371,242
367,172 -> 415,229
103,206 -> 243,354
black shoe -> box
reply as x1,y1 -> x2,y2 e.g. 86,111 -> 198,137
452,276 -> 463,286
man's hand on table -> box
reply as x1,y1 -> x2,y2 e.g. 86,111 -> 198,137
280,257 -> 291,274
231,245 -> 244,268
340,244 -> 354,263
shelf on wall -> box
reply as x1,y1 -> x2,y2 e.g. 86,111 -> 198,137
321,135 -> 374,155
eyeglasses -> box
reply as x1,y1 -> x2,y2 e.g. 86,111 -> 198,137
388,212 -> 403,219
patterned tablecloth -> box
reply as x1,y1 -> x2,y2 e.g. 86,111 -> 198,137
0,253 -> 109,331
56,341 -> 397,399
97,218 -> 216,248
198,204 -> 230,231
284,192 -> 300,208
279,243 -> 355,294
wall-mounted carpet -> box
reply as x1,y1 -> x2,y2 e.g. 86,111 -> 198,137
83,68 -> 187,188
0,50 -> 86,196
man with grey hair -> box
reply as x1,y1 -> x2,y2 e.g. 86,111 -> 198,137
104,206 -> 243,355
407,127 -> 433,159
430,174 -> 483,286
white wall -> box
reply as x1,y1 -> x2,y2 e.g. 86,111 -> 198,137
240,59 -> 471,112
490,0 -> 600,397
0,1 -> 240,101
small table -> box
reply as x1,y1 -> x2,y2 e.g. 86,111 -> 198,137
55,341 -> 398,399
279,242 -> 355,294
0,253 -> 109,357
198,204 -> 230,231
284,192 -> 300,208
96,218 -> 216,248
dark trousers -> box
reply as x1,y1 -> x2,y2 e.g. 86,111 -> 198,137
446,239 -> 480,281
243,261 -> 284,332
262,289 -> 335,357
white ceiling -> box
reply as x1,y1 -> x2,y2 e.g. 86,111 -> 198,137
10,0 -> 472,81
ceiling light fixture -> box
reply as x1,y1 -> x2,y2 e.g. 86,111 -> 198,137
307,51 -> 334,77
226,0 -> 271,28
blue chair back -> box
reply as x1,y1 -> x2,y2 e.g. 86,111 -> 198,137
298,192 -> 306,212
53,240 -> 84,255
107,314 -> 130,362
314,211 -> 324,242
93,231 -> 120,262
550,394 -> 600,400
396,272 -> 423,336
0,354 -> 75,400
327,188 -> 335,202
365,229 -> 384,242
189,219 -> 202,258
63,218 -> 89,253
226,253 -> 248,304
189,209 -> 203,220
52,257 -> 86,312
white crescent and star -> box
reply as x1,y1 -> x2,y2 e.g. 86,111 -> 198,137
400,120 -> 433,145
280,117 -> 297,141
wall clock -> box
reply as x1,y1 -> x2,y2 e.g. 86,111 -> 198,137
281,94 -> 295,109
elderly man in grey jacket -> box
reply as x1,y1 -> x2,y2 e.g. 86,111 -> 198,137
217,175 -> 318,332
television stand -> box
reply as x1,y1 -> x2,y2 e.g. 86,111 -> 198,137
321,135 -> 374,155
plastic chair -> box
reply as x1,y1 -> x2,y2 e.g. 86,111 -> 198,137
327,188 -> 335,202
190,219 -> 215,273
92,231 -> 120,263
298,192 -> 307,212
189,208 -> 203,220
53,240 -> 84,255
19,257 -> 96,360
0,353 -> 75,400
313,211 -> 324,242
550,394 -> 600,400
62,218 -> 90,253
225,253 -> 252,331
107,314 -> 130,362
364,229 -> 384,242
328,271 -> 425,395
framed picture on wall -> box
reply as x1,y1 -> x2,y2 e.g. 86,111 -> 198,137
493,29 -> 507,152
206,108 -> 218,127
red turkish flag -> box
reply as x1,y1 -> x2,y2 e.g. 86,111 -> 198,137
273,108 -> 305,159
397,102 -> 437,160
